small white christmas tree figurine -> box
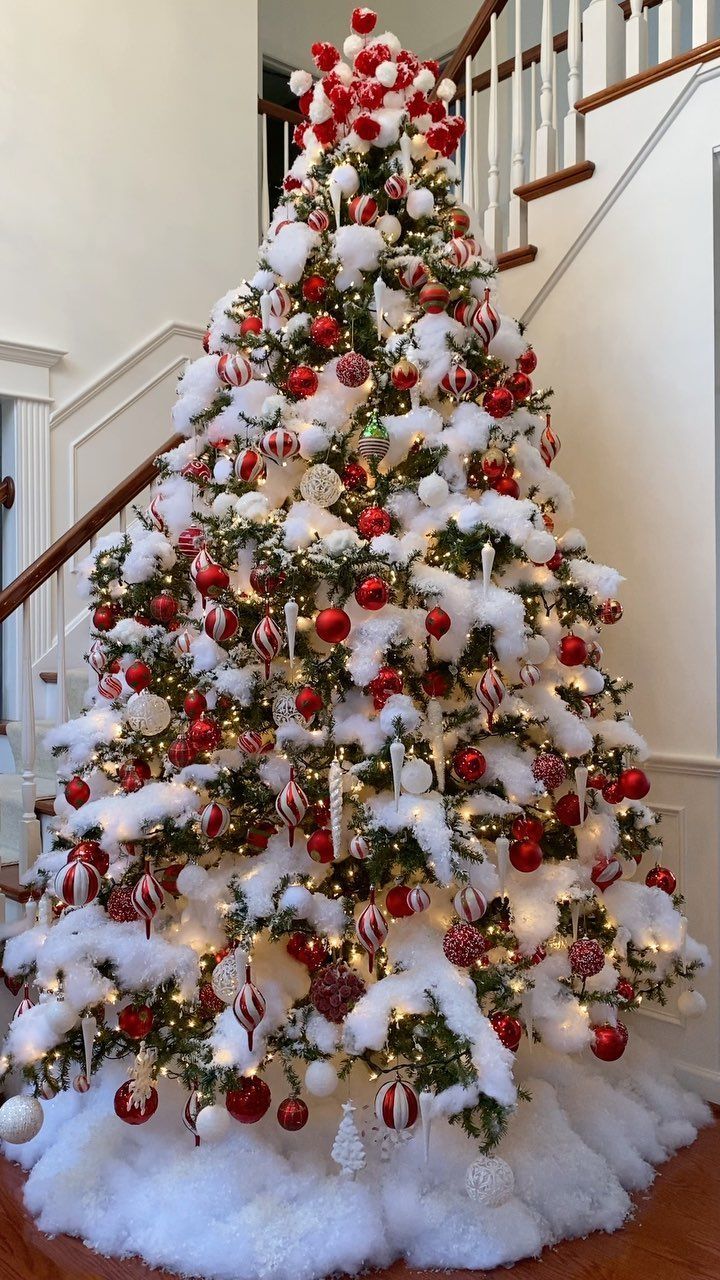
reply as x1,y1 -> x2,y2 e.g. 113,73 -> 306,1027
331,1101 -> 366,1179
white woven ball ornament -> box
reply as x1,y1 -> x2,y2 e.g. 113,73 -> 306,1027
211,952 -> 241,1004
300,464 -> 344,508
400,758 -> 433,795
272,692 -> 305,726
466,1155 -> 515,1206
195,1103 -> 231,1143
126,692 -> 172,736
0,1095 -> 44,1145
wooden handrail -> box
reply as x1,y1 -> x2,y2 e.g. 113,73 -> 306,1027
577,34 -> 720,114
0,431 -> 184,624
441,0 -> 511,86
258,97 -> 303,126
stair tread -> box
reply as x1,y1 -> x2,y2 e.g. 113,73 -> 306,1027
514,161 -> 596,203
40,669 -> 86,685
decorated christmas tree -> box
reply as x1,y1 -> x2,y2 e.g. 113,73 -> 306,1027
0,8 -> 710,1276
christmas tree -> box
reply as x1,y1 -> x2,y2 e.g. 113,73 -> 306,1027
0,8 -> 710,1275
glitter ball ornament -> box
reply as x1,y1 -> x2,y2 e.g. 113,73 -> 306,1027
302,274 -> 328,303
599,599 -> 623,625
532,752 -> 567,791
368,665 -> 402,708
315,607 -> 351,644
0,1096 -> 44,1145
375,1079 -> 419,1131
483,386 -> 515,418
466,1155 -> 515,1206
519,348 -> 538,374
188,714 -> 222,752
126,692 -> 172,736
391,358 -> 419,390
286,933 -> 328,971
337,351 -> 371,387
341,461 -> 368,491
226,1076 -> 271,1124
310,315 -> 342,348
92,603 -> 118,632
64,776 -> 90,809
357,416 -> 390,462
355,576 -> 390,611
107,887 -> 138,923
645,865 -> 677,894
591,1022 -> 629,1062
199,982 -> 226,1017
616,979 -> 636,1004
358,506 -> 391,538
443,922 -> 487,967
452,746 -> 486,783
509,839 -> 543,873
310,962 -> 366,1022
569,937 -> 605,977
620,768 -> 650,800
512,816 -> 545,842
277,1097 -> 309,1131
68,839 -> 109,875
555,793 -> 588,826
602,780 -> 625,805
490,1012 -> 523,1051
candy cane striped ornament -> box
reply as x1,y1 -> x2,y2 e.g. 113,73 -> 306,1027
88,640 -> 107,674
398,258 -> 428,290
54,860 -> 101,908
238,730 -> 264,756
175,629 -> 194,656
131,866 -> 165,940
540,416 -> 561,467
190,546 -> 214,584
183,1086 -> 201,1147
204,605 -> 239,643
177,526 -> 205,558
349,834 -> 371,861
471,289 -> 500,348
440,363 -> 477,398
453,886 -> 488,922
374,1078 -> 419,1131
275,769 -> 308,846
217,354 -> 252,387
355,889 -> 388,973
232,964 -> 267,1051
590,856 -> 623,891
453,298 -> 479,326
475,666 -> 506,730
348,195 -> 378,225
307,208 -> 330,232
446,237 -> 474,267
406,886 -> 431,913
268,286 -> 292,319
260,428 -> 300,464
519,663 -> 541,687
200,801 -> 230,839
252,612 -> 282,679
235,448 -> 265,483
13,986 -> 34,1020
419,282 -> 450,314
384,173 -> 408,200
146,495 -> 166,531
98,672 -> 122,700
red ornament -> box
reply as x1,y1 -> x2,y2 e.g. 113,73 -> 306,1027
195,563 -> 230,599
555,793 -> 588,826
183,690 -> 207,720
107,886 -> 139,923
68,840 -> 109,876
310,315 -> 341,348
295,686 -> 323,720
188,715 -> 222,753
177,526 -> 205,558
159,863 -> 183,895
494,475 -> 520,498
490,1012 -> 523,1052
306,828 -> 335,864
421,668 -> 451,697
358,506 -> 391,539
599,599 -> 623,625
92,604 -> 118,632
149,593 -> 178,625
199,983 -> 225,1016
125,661 -> 152,692
385,886 -> 413,918
368,666 -> 403,709
512,816 -> 544,842
348,195 -> 378,226
532,752 -> 567,791
546,549 -> 564,572
118,1004 -> 154,1039
310,962 -> 366,1022
443,923 -> 487,967
114,1081 -> 159,1125
182,457 -> 212,486
591,855 -> 623,891
286,933 -> 328,971
315,607 -> 351,644
118,759 -> 151,793
588,773 -> 608,791
480,448 -> 506,481
351,6 -> 377,34
355,576 -> 390,611
509,839 -> 543,873
168,736 -> 196,769
249,564 -> 286,597
200,801 -> 231,839
391,359 -> 419,391
602,780 -> 625,805
616,979 -> 635,1004
591,1021 -> 628,1062
235,449 -> 265,484
425,607 -> 451,639
645,865 -> 677,894
240,315 -> 263,336
302,274 -> 328,303
505,371 -> 533,402
287,365 -> 319,399
452,746 -> 486,783
226,1076 -> 271,1124
620,768 -> 650,800
204,605 -> 239,643
518,348 -> 538,374
568,937 -> 605,977
558,635 -> 588,667
375,1079 -> 419,1131
277,1097 -> 309,1131
483,387 -> 515,419
64,776 -> 90,809
341,462 -> 368,492
419,282 -> 450,314
448,207 -> 471,234
336,351 -> 371,388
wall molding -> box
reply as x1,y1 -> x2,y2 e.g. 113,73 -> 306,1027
0,339 -> 66,369
648,752 -> 720,777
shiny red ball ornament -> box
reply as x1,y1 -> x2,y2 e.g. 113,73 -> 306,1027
421,668 -> 451,697
114,1081 -> 159,1125
591,1021 -> 628,1062
568,937 -> 605,977
302,274 -> 328,303
199,982 -> 226,1016
92,604 -> 118,632
118,1004 -> 154,1039
588,772 -> 608,791
391,358 -> 419,390
159,863 -> 183,895
620,768 -> 650,800
518,348 -> 538,374
368,666 -> 403,709
240,315 -> 263,336
295,686 -> 323,720
602,780 -> 625,805
512,816 -> 544,842
107,886 -> 139,923
118,759 -> 152,793
183,690 -> 207,720
336,351 -> 371,388
490,1012 -> 523,1052
425,607 -> 451,639
287,365 -> 319,399
385,886 -> 413,918
532,752 -> 567,791
195,563 -> 230,599
616,979 -> 635,1004
480,447 -> 506,481
306,828 -> 335,863
555,793 -> 588,826
125,661 -> 152,692
494,475 -> 520,498
188,715 -> 222,753
310,315 -> 341,348
505,371 -> 532,402
149,593 -> 179,624
546,549 -> 564,572
599,599 -> 623,625
68,840 -> 109,875
645,865 -> 677,894
226,1076 -> 272,1124
558,634 -> 588,667
509,839 -> 543,873
355,576 -> 390,611
443,922 -> 487,967
315,607 -> 351,644
342,462 -> 368,492
452,746 -> 486,783
483,387 -> 515,418
277,1097 -> 309,1131
286,933 -> 328,972
249,565 -> 287,597
64,776 -> 90,809
168,735 -> 196,768
358,506 -> 391,539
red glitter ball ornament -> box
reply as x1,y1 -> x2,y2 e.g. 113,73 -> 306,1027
425,607 -> 451,639
532,752 -> 567,791
118,1004 -> 154,1039
188,715 -> 222,753
645,865 -> 677,894
310,315 -> 341,348
107,886 -> 139,923
336,351 -> 371,387
355,576 -> 390,611
452,746 -> 486,783
125,661 -> 152,692
483,387 -> 515,418
358,506 -> 391,539
226,1076 -> 271,1124
568,937 -> 605,977
616,979 -> 635,1004
68,840 -> 109,875
249,565 -> 287,597
490,1012 -> 523,1052
368,666 -> 403,709
342,461 -> 368,492
277,1097 -> 309,1131
509,839 -> 543,873
64,777 -> 90,809
555,793 -> 588,826
620,768 -> 650,800
442,922 -> 487,967
286,933 -> 328,972
315,607 -> 351,644
114,1081 -> 159,1126
287,365 -> 319,399
591,1021 -> 628,1062
302,274 -> 328,303
199,983 -> 225,1016
558,634 -> 588,667
602,779 -> 625,804
518,348 -> 538,374
118,759 -> 152,793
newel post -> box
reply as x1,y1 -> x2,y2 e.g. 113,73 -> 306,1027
582,0 -> 625,97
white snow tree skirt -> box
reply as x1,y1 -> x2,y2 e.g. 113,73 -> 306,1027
6,1035 -> 710,1280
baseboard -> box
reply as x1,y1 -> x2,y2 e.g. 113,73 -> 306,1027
674,1060 -> 720,1103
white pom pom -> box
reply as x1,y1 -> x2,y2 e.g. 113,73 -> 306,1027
376,60 -> 398,87
235,492 -> 269,522
377,213 -> 402,243
406,187 -> 435,220
334,62 -> 353,85
195,1104 -> 231,1143
573,667 -> 605,696
466,1155 -> 515,1206
524,529 -> 556,564
384,33 -> 402,56
526,635 -> 550,663
330,163 -> 360,195
0,1095 -> 44,1144
176,863 -> 210,898
413,68 -> 435,93
212,493 -> 236,518
343,33 -> 364,59
280,884 -> 313,912
309,87 -> 333,125
418,472 -> 449,507
213,456 -> 233,484
261,394 -> 285,418
436,78 -> 457,102
289,69 -> 313,97
677,989 -> 707,1018
401,757 -> 434,795
305,1061 -> 339,1096
44,1000 -> 78,1036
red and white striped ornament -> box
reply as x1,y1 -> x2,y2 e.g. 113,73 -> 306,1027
398,258 -> 428,290
252,613 -> 283,679
190,546 -> 214,584
73,1073 -> 91,1093
238,730 -> 264,756
204,605 -> 239,643
453,885 -> 488,922
175,629 -> 194,656
349,834 -> 371,861
131,866 -> 165,940
235,448 -> 265,483
275,769 -> 308,846
268,286 -> 292,320
540,417 -> 561,467
182,457 -> 212,485
348,195 -> 378,225
183,1087 -> 201,1146
307,208 -> 330,232
374,1078 -> 419,1131
200,801 -> 231,839
406,886 -> 431,913
233,964 -> 267,1051
591,855 -> 623,891
355,889 -> 388,973
88,640 -> 107,674
217,354 -> 252,387
54,860 -> 101,908
146,495 -> 166,531
440,363 -> 477,398
446,237 -> 474,267
419,282 -> 450,314
453,298 -> 479,326
13,986 -> 34,1019
471,290 -> 500,348
260,428 -> 300,463
98,672 -> 122,700
384,173 -> 409,200
475,666 -> 506,730
177,526 -> 205,558
519,663 -> 541,687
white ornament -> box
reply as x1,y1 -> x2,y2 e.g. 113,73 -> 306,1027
574,666 -> 605,696
427,699 -> 445,793
390,739 -> 406,810
495,837 -> 510,895
678,989 -> 707,1018
466,1155 -> 515,1206
526,634 -> 550,663
376,60 -> 398,87
0,1095 -> 44,1144
482,541 -> 496,594
195,1103 -> 231,1144
284,598 -> 299,668
305,1060 -> 338,1097
81,1013 -> 97,1083
273,692 -> 304,726
126,692 -> 172,736
418,472 -> 449,508
331,1100 -> 366,1178
377,213 -> 402,243
524,529 -> 556,564
211,951 -> 242,1004
300,464 -> 344,508
406,187 -> 435,220
436,77 -> 457,102
401,757 -> 433,795
329,756 -> 344,857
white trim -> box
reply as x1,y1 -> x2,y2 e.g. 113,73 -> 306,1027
648,752 -> 720,777
673,1060 -> 720,1102
0,340 -> 66,369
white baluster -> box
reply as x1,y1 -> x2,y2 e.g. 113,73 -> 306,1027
260,114 -> 270,235
692,0 -> 716,46
20,600 -> 41,877
552,49 -> 558,136
658,0 -> 681,61
118,504 -> 127,535
508,0 -> 527,249
529,61 -> 537,181
473,89 -> 482,212
484,16 -> 501,251
283,120 -> 290,178
535,0 -> 557,179
56,569 -> 68,728
582,0 -> 625,97
463,55 -> 474,206
626,0 -> 648,76
564,0 -> 584,165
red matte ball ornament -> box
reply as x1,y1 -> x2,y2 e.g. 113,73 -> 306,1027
93,604 -> 118,632
511,816 -> 544,843
183,690 -> 207,721
226,1076 -> 272,1124
64,777 -> 91,809
421,668 -> 451,697
306,828 -> 335,864
494,475 -> 520,498
620,768 -> 650,800
425,607 -> 451,639
295,686 -> 323,720
558,634 -> 588,667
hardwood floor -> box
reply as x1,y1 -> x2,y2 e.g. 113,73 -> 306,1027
0,1118 -> 718,1280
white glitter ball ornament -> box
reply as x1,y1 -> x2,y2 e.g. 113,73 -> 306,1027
466,1155 -> 515,1206
300,464 -> 344,508
0,1095 -> 44,1144
126,692 -> 172,736
211,952 -> 241,1004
